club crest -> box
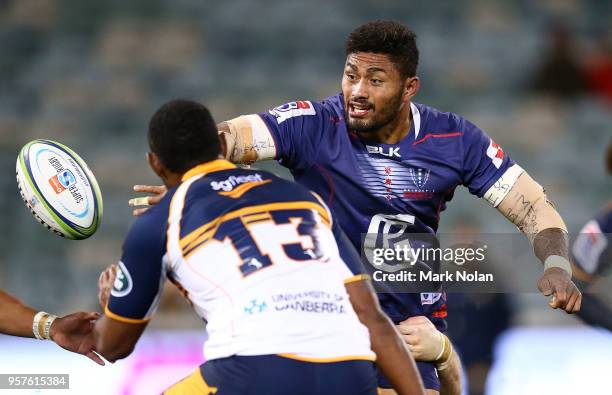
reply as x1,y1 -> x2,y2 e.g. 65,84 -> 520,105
409,167 -> 430,189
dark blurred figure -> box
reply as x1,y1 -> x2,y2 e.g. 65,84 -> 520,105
584,32 -> 612,104
570,140 -> 612,330
529,23 -> 587,100
447,294 -> 511,395
443,222 -> 513,395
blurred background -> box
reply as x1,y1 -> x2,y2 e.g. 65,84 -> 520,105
0,0 -> 610,394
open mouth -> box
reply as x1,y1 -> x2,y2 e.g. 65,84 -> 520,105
348,103 -> 372,118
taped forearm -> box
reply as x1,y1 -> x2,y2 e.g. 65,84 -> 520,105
220,115 -> 276,164
491,170 -> 571,272
494,170 -> 567,239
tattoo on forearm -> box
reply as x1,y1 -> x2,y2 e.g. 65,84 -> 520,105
502,192 -> 541,235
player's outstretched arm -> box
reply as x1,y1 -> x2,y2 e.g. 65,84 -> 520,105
218,118 -> 277,165
346,279 -> 426,395
0,289 -> 104,365
398,316 -> 461,395
493,171 -> 581,313
0,289 -> 37,337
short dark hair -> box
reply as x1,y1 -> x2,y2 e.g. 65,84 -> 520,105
346,20 -> 419,78
148,99 -> 220,173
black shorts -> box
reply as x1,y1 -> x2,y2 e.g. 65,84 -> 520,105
376,360 -> 440,392
165,354 -> 378,395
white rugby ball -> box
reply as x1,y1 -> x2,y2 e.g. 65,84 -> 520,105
16,139 -> 103,240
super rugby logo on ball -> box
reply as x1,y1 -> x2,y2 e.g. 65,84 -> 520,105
16,139 -> 103,240
49,169 -> 77,195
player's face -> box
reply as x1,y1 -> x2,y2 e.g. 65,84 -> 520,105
342,52 -> 406,133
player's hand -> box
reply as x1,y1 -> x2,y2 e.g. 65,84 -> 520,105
50,312 -> 105,366
397,315 -> 444,361
537,267 -> 582,313
98,264 -> 117,310
129,185 -> 167,216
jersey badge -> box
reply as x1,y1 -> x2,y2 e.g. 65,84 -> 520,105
268,101 -> 316,124
486,139 -> 504,169
111,261 -> 133,298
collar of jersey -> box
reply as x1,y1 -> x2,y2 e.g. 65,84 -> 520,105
182,159 -> 236,181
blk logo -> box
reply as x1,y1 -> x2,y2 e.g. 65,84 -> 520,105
366,145 -> 401,158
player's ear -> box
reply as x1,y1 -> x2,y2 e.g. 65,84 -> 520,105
403,76 -> 419,101
147,152 -> 165,180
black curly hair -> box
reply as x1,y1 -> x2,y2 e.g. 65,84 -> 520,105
346,20 -> 419,78
148,99 -> 221,173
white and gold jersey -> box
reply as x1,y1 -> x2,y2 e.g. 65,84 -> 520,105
106,160 -> 374,363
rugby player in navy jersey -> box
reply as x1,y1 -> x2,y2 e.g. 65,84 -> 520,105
132,21 -> 582,395
571,206 -> 612,330
570,142 -> 612,330
0,290 -> 103,365
94,100 -> 425,395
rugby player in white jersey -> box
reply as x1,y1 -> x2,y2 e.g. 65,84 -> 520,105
93,100 -> 426,394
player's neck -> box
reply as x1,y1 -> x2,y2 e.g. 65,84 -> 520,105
358,102 -> 412,144
163,173 -> 182,188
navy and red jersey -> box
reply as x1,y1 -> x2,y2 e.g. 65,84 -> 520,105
572,207 -> 612,276
257,93 -> 515,324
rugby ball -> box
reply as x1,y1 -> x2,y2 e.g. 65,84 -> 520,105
16,139 -> 103,240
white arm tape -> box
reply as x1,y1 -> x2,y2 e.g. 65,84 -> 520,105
32,311 -> 57,340
483,164 -> 524,207
544,255 -> 573,275
32,311 -> 46,340
245,115 -> 277,160
225,115 -> 277,163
